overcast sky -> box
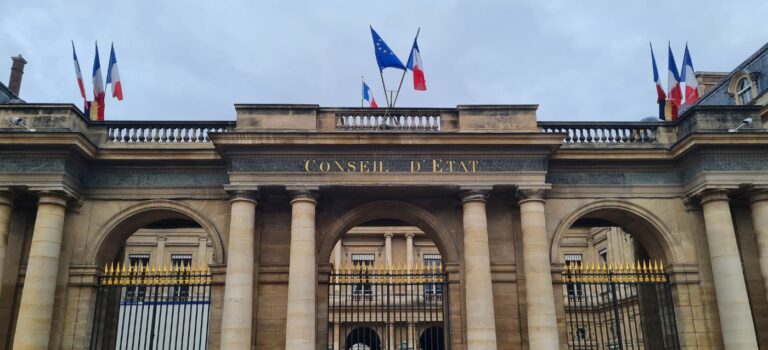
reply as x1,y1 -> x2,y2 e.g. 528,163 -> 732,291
2,1 -> 767,121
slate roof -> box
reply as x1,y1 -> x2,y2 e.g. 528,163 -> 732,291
0,81 -> 23,104
696,42 -> 768,106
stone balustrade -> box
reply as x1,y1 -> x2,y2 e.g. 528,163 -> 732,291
105,121 -> 235,144
335,111 -> 444,131
539,122 -> 661,144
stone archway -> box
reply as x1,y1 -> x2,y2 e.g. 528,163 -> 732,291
550,199 -> 683,265
318,200 -> 459,264
88,199 -> 226,266
320,200 -> 458,350
550,199 -> 686,349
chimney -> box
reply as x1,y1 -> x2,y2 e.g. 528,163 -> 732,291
8,55 -> 27,96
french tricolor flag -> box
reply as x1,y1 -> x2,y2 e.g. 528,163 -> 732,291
71,41 -> 87,101
362,81 -> 378,108
106,43 -> 123,101
681,44 -> 698,105
667,44 -> 683,120
406,30 -> 426,91
650,44 -> 666,120
92,42 -> 106,121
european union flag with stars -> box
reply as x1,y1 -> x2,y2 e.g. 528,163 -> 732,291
370,26 -> 406,71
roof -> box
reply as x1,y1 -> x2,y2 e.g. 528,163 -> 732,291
695,41 -> 768,106
0,81 -> 23,104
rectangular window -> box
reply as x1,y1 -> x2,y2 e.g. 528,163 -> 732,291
126,254 -> 150,302
423,254 -> 443,298
351,254 -> 375,295
170,254 -> 193,301
565,254 -> 584,299
599,249 -> 608,262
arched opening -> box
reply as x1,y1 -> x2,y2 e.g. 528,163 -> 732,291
553,204 -> 681,350
88,201 -> 221,350
419,326 -> 445,350
325,207 -> 450,350
345,326 -> 382,350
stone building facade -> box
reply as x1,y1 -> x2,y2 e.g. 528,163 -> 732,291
0,43 -> 768,350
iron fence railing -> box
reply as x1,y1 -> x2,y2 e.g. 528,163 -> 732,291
90,263 -> 212,350
562,261 -> 679,350
328,264 -> 449,350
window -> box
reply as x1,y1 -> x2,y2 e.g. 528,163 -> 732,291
565,254 -> 584,299
599,249 -> 608,263
423,254 -> 443,298
126,254 -> 150,302
576,327 -> 587,340
351,254 -> 375,295
170,254 -> 193,301
737,77 -> 754,104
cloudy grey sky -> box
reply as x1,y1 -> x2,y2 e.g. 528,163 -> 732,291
2,1 -> 767,121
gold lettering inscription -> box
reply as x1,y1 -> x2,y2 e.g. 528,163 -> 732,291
303,159 -> 479,173
410,161 -> 421,173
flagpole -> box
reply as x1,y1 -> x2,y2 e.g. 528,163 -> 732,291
392,28 -> 420,108
361,76 -> 365,108
378,69 -> 391,108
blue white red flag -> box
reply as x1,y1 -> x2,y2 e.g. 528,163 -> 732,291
667,44 -> 682,120
362,81 -> 378,108
681,44 -> 699,105
106,43 -> 123,101
370,27 -> 405,71
650,44 -> 666,120
406,31 -> 426,91
91,42 -> 106,121
71,41 -> 87,100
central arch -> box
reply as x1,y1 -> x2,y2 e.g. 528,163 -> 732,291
318,200 -> 460,263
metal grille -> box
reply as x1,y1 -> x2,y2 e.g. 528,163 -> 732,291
327,264 -> 449,350
562,261 -> 680,350
90,263 -> 212,350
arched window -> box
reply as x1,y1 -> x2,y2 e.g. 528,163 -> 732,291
737,77 -> 754,104
728,71 -> 758,105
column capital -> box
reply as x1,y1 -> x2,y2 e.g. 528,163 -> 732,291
228,190 -> 259,204
404,232 -> 415,239
459,187 -> 490,204
516,187 -> 548,205
36,191 -> 69,207
384,232 -> 394,238
698,189 -> 732,205
0,191 -> 15,208
748,187 -> 768,204
288,186 -> 319,205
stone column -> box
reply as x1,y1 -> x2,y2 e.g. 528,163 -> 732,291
155,236 -> 167,265
749,189 -> 768,302
517,189 -> 560,350
460,189 -> 497,350
405,233 -> 414,269
285,188 -> 318,350
385,233 -> 393,266
0,191 -> 14,296
700,189 -> 758,349
12,192 -> 68,350
197,236 -> 208,265
220,191 -> 257,350
334,240 -> 342,269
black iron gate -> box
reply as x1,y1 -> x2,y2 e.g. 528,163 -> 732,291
90,263 -> 212,350
327,264 -> 450,350
562,261 -> 680,350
